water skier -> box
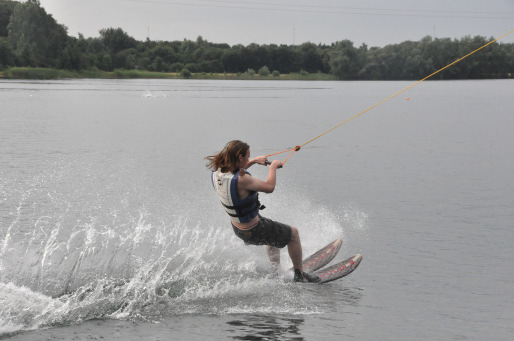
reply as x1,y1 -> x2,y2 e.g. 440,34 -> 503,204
206,140 -> 320,283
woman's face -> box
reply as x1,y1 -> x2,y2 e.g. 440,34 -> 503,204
239,149 -> 250,168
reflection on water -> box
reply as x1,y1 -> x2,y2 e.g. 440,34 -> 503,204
227,315 -> 304,340
225,286 -> 363,340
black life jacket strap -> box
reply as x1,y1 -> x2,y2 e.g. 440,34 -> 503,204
221,194 -> 265,218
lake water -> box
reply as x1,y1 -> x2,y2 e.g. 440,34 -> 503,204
1,78 -> 513,340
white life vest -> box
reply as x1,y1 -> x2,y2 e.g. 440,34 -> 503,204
211,169 -> 263,223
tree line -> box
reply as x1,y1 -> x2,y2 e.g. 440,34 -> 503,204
1,0 -> 513,79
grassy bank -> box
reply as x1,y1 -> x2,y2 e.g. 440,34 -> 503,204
1,67 -> 104,79
0,67 -> 336,81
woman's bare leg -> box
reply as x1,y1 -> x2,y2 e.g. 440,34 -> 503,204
287,227 -> 303,270
267,245 -> 281,273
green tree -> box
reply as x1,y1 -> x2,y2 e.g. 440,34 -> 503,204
222,47 -> 243,73
150,43 -> 178,64
298,42 -> 323,73
0,0 -> 17,37
180,68 -> 192,78
0,36 -> 14,68
329,40 -> 363,79
99,27 -> 137,55
179,39 -> 197,63
356,47 -> 381,79
195,46 -> 224,72
8,0 -> 68,67
114,48 -> 138,70
100,53 -> 112,71
489,42 -> 512,78
169,62 -> 184,72
455,35 -> 490,79
243,43 -> 270,72
61,34 -> 91,70
258,65 -> 270,76
270,45 -> 300,73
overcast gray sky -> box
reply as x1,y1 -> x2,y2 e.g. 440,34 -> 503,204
39,0 -> 514,46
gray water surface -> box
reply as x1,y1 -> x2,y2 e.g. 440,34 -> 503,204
1,79 -> 513,340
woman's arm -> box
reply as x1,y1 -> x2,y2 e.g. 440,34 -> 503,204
246,155 -> 268,168
239,160 -> 281,193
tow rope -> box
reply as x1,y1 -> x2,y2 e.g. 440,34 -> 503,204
266,29 -> 514,167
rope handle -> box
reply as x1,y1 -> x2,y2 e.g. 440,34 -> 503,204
265,146 -> 301,167
264,160 -> 283,168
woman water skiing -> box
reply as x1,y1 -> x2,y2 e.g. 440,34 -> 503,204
206,140 -> 320,283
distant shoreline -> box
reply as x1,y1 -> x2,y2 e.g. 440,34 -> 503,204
0,67 -> 337,81
1,67 -> 511,81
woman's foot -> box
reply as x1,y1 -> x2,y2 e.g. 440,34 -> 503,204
293,269 -> 321,283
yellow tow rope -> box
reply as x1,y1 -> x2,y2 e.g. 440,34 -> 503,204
267,29 -> 514,166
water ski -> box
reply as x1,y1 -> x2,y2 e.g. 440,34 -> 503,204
314,254 -> 362,284
290,238 -> 362,284
292,238 -> 342,273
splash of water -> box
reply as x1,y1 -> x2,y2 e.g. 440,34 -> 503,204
0,157 -> 367,336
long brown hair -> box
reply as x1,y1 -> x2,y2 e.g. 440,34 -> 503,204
206,140 -> 249,175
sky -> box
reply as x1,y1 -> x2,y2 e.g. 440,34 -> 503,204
37,0 -> 514,47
